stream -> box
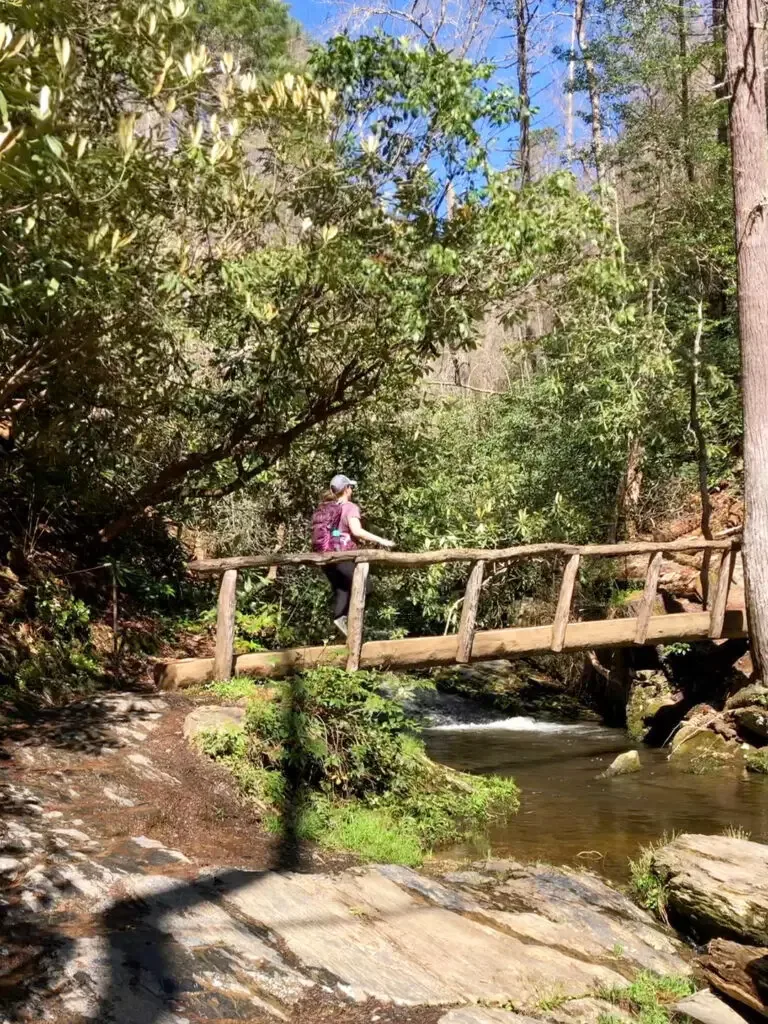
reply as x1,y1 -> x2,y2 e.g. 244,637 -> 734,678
420,692 -> 768,881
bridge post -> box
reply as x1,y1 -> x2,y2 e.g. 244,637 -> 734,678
456,560 -> 485,663
708,548 -> 736,638
634,550 -> 664,644
213,569 -> 238,680
346,561 -> 370,672
551,553 -> 580,652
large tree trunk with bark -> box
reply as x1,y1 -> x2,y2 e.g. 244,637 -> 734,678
574,0 -> 606,191
726,0 -> 768,681
516,0 -> 531,185
677,0 -> 696,184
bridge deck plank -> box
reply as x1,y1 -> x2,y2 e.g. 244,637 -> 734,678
157,609 -> 747,689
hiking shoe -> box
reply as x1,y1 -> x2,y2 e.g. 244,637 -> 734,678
334,616 -> 349,638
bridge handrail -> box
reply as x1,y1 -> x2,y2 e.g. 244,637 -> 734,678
192,535 -> 742,681
188,536 -> 740,574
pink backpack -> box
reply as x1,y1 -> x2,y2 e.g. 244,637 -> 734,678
311,502 -> 343,553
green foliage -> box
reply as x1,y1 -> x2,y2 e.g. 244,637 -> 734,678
199,667 -> 519,862
629,836 -> 674,921
204,677 -> 262,702
245,668 -> 420,799
194,0 -> 298,72
745,749 -> 768,775
0,572 -> 103,706
598,973 -> 695,1024
295,801 -> 424,866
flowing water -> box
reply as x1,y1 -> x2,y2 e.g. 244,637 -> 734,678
421,693 -> 768,882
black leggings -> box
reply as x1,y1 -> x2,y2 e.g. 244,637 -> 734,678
323,563 -> 373,618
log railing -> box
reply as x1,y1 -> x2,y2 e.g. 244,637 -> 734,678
186,537 -> 742,683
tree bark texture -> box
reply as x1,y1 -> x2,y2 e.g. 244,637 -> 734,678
574,0 -> 606,191
678,0 -> 696,184
726,0 -> 768,681
700,939 -> 768,1018
516,0 -> 531,185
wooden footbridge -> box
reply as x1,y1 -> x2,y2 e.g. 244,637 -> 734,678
157,537 -> 746,689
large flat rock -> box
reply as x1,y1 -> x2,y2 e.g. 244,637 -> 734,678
389,863 -> 688,979
652,834 -> 768,944
225,866 -> 632,1008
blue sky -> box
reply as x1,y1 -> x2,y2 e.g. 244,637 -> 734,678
286,0 -> 583,167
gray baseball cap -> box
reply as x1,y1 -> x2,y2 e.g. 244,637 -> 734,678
330,473 -> 357,493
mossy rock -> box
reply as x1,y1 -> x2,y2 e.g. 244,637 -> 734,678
668,726 -> 742,775
726,684 -> 768,711
627,672 -> 679,744
745,748 -> 768,774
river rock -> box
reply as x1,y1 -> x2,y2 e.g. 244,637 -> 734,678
182,705 -> 246,743
0,855 -> 21,875
627,672 -> 681,744
604,750 -> 641,777
225,865 -> 631,1008
668,726 -> 740,773
651,834 -> 768,944
726,683 -> 768,710
675,988 -> 752,1024
439,1011 -> 538,1024
732,706 -> 768,744
382,862 -> 689,981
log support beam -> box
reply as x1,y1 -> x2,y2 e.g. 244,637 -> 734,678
213,569 -> 238,681
346,561 -> 370,672
456,560 -> 485,663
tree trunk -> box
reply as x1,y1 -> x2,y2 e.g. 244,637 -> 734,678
726,0 -> 768,682
566,5 -> 577,164
517,0 -> 531,185
678,0 -> 696,184
574,0 -> 606,191
690,299 -> 714,603
609,436 -> 644,542
713,0 -> 729,158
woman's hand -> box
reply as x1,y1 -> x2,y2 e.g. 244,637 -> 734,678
380,539 -> 396,550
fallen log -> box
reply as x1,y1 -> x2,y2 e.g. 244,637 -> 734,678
700,939 -> 768,1020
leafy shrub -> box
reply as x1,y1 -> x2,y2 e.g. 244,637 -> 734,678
200,667 -> 519,862
0,574 -> 104,707
628,835 -> 675,921
245,668 -> 417,800
745,748 -> 768,775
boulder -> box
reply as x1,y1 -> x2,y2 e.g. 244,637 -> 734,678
726,683 -> 768,711
182,705 -> 245,743
439,1012 -> 538,1024
626,672 -> 682,744
382,862 -> 689,980
675,988 -> 752,1024
733,707 -> 768,744
651,834 -> 768,944
700,939 -> 768,1020
668,725 -> 741,774
603,751 -> 642,777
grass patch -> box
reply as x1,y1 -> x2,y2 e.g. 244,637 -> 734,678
723,824 -> 751,839
745,748 -> 768,775
598,972 -> 695,1024
202,677 -> 263,702
198,667 -> 519,864
536,988 -> 571,1012
628,835 -> 675,921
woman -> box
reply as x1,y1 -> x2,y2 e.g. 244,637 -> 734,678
312,474 -> 394,637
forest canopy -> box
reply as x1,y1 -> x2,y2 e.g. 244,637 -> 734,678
0,0 -> 748,695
